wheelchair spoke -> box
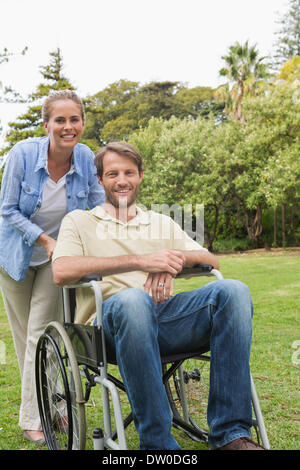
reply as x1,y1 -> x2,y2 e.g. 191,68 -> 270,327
36,322 -> 86,450
165,356 -> 210,443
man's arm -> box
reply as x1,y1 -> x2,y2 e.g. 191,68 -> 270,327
180,249 -> 219,270
52,249 -> 186,286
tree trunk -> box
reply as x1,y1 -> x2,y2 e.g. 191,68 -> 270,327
282,204 -> 286,247
245,204 -> 263,243
235,80 -> 246,122
273,207 -> 277,247
204,204 -> 219,252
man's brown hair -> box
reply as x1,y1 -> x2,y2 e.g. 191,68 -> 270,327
94,142 -> 144,179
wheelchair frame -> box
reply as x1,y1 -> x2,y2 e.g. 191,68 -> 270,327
35,264 -> 270,450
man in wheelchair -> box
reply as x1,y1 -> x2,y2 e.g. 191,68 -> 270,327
52,142 -> 264,450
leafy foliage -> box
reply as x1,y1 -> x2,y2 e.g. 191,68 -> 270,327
218,40 -> 271,121
272,0 -> 300,68
129,60 -> 300,249
82,80 -> 224,147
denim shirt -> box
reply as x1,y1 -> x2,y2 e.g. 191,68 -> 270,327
0,136 -> 105,281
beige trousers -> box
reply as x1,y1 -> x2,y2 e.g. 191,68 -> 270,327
0,261 -> 63,430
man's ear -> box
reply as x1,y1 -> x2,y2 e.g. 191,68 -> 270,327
97,175 -> 103,186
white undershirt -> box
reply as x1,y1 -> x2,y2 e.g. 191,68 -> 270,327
30,175 -> 68,266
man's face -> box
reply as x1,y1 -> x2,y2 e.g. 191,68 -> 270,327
99,151 -> 143,209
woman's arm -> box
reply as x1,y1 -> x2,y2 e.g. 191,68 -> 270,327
0,147 -> 43,246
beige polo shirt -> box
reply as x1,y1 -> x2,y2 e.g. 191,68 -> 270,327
53,206 -> 206,325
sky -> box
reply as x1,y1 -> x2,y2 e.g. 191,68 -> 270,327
0,0 -> 289,147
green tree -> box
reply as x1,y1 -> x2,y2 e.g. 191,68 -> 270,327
83,80 -> 224,146
219,40 -> 270,121
0,46 -> 28,65
0,46 -> 28,103
272,0 -> 300,69
130,63 -> 300,250
172,86 -> 225,120
231,65 -> 300,246
0,45 -> 28,142
130,116 -> 240,251
278,55 -> 300,81
1,48 -> 74,154
82,79 -> 140,147
30,48 -> 73,100
135,81 -> 182,126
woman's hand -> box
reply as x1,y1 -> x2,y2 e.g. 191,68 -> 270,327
36,233 -> 57,260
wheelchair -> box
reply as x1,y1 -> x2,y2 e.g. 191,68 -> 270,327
35,264 -> 270,450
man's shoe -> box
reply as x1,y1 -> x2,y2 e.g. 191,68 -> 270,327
216,437 -> 265,450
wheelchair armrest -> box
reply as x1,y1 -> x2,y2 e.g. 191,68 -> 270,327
176,264 -> 214,279
75,266 -> 214,283
78,273 -> 102,283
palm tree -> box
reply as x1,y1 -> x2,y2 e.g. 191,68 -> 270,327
219,40 -> 269,121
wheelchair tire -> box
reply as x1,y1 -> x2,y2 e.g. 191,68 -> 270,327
165,355 -> 210,443
35,321 -> 86,450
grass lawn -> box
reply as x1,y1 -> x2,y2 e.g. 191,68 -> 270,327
0,250 -> 299,451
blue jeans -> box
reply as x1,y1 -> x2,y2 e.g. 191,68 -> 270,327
98,279 -> 253,450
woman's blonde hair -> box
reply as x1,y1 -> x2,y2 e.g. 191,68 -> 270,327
42,90 -> 85,122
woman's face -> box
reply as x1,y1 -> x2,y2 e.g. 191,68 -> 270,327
44,99 -> 84,153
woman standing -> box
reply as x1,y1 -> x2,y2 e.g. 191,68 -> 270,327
0,90 -> 105,444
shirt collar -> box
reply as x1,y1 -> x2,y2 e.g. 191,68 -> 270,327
91,205 -> 151,226
72,145 -> 83,177
34,136 -> 82,176
34,137 -> 50,172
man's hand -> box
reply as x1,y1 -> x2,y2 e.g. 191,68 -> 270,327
140,249 -> 185,304
139,249 -> 185,276
144,272 -> 173,304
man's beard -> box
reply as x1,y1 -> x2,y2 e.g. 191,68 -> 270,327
105,185 -> 140,211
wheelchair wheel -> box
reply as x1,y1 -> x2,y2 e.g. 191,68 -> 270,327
165,355 -> 210,442
36,321 -> 86,450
